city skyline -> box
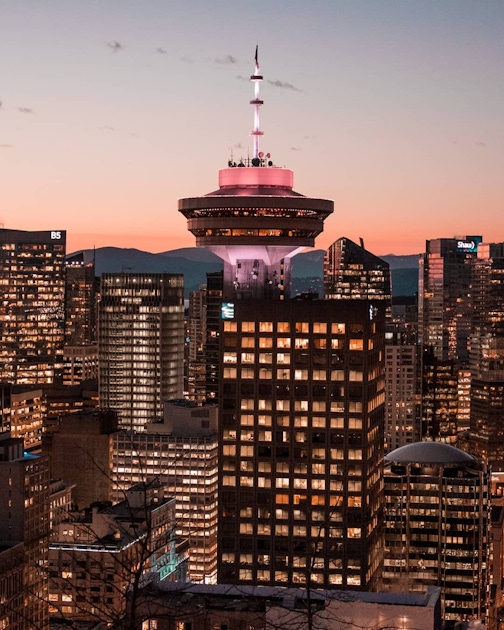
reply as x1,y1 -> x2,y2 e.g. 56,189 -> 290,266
1,1 -> 503,256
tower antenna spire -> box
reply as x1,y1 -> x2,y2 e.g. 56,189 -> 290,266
250,45 -> 264,163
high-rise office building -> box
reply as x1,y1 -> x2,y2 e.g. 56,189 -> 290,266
0,433 -> 50,629
421,348 -> 459,442
186,271 -> 225,403
384,325 -> 421,452
419,236 -> 481,364
98,273 -> 185,430
0,228 -> 66,385
64,252 -> 98,386
383,442 -> 489,627
186,284 -> 208,403
324,236 -> 391,301
65,252 -> 96,346
112,400 -> 219,583
469,242 -> 504,469
418,236 -> 482,439
324,238 -> 415,454
43,410 -> 119,510
179,51 -> 385,590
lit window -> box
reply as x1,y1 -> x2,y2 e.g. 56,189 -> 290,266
349,339 -> 363,350
258,337 -> 272,348
224,321 -> 237,332
332,323 -> 345,334
277,322 -> 290,332
259,322 -> 273,332
294,338 -> 309,349
276,400 -> 290,411
242,322 -> 255,332
223,475 -> 236,487
295,322 -> 309,333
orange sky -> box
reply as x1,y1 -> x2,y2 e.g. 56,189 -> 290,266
2,1 -> 503,257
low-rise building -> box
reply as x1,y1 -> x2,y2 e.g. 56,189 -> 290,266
131,581 -> 442,630
49,484 -> 187,625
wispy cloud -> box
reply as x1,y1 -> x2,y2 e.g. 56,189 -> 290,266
106,41 -> 123,53
180,55 -> 194,64
0,101 -> 3,111
267,79 -> 302,92
476,141 -> 486,147
99,125 -> 118,132
18,107 -> 34,114
237,75 -> 303,92
156,47 -> 167,55
0,143 -> 12,148
290,146 -> 302,151
215,55 -> 237,65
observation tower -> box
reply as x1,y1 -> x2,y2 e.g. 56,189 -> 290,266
178,48 -> 333,300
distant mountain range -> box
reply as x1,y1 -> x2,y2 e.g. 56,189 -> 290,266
71,247 -> 419,297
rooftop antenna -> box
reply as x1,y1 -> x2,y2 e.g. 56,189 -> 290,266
250,45 -> 264,163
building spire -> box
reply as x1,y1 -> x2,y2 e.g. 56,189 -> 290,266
250,45 -> 264,163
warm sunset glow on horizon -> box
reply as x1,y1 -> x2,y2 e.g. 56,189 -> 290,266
1,1 -> 503,257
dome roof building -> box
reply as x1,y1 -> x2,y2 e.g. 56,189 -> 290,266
383,441 -> 490,627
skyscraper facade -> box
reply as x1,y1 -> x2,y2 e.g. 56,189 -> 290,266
0,433 -> 50,629
383,442 -> 489,627
418,236 -> 482,439
0,228 -> 66,385
469,242 -> 504,469
98,273 -> 184,430
384,325 -> 421,452
324,236 -> 391,301
418,236 -> 481,363
179,51 -> 385,590
64,252 -> 98,385
112,401 -> 219,583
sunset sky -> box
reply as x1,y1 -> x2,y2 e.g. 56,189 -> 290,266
1,1 -> 503,256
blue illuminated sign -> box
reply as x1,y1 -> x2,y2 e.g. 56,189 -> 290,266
221,302 -> 235,319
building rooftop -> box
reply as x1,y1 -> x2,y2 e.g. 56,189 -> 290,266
385,441 -> 475,465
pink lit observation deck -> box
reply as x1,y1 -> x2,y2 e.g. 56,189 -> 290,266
178,50 -> 333,300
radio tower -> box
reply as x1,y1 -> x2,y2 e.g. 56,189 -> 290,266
179,48 -> 333,300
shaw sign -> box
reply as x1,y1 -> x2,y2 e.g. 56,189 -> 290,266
456,237 -> 482,253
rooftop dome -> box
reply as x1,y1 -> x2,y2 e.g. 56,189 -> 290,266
385,442 -> 475,466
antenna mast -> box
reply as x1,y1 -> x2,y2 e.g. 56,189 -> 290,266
250,45 -> 264,162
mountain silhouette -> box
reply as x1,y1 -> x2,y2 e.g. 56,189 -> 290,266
70,247 -> 418,297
